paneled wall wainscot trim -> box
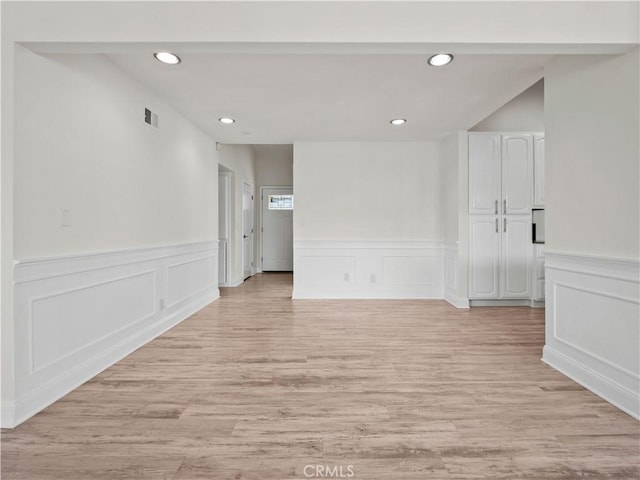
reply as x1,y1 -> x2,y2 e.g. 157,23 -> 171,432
5,241 -> 219,428
444,241 -> 469,308
542,251 -> 640,419
293,241 -> 444,299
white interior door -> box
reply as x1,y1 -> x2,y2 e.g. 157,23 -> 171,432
242,182 -> 254,280
262,187 -> 293,271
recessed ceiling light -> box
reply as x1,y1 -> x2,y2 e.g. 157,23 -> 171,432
390,118 -> 407,126
219,117 -> 235,125
428,53 -> 454,67
153,52 -> 181,65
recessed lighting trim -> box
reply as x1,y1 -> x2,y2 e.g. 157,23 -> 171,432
154,52 -> 181,65
428,53 -> 454,67
219,117 -> 236,125
390,118 -> 407,125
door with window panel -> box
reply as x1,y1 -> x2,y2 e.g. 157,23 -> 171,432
262,187 -> 294,271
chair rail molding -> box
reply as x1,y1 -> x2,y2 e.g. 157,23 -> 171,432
3,241 -> 219,428
543,250 -> 640,419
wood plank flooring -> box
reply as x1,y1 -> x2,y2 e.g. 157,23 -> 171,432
2,273 -> 638,479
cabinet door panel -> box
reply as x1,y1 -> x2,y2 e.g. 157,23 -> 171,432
469,215 -> 500,298
502,135 -> 532,214
501,216 -> 532,298
469,134 -> 501,215
533,134 -> 545,207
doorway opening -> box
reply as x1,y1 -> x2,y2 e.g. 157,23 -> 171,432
260,186 -> 294,272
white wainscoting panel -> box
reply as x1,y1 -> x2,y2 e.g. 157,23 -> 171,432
443,242 -> 469,308
31,271 -> 157,373
5,241 -> 219,428
167,254 -> 217,309
293,241 -> 443,299
543,251 -> 640,419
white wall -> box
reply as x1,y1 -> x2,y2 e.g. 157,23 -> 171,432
441,132 -> 470,308
545,51 -> 639,259
294,142 -> 442,241
5,47 -> 220,427
14,51 -> 218,259
543,48 -> 640,418
1,8 -> 17,421
441,133 -> 465,307
442,135 -> 459,244
292,142 -> 444,299
218,144 -> 257,285
471,79 -> 544,132
456,133 -> 470,303
255,144 -> 293,187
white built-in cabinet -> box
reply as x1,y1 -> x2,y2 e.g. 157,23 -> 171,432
469,132 -> 543,301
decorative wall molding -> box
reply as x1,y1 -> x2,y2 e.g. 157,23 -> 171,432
293,240 -> 444,299
543,251 -> 639,419
14,241 -> 217,285
3,241 -> 219,428
443,241 -> 469,308
543,250 -> 639,280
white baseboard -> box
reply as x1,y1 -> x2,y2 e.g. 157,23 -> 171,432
222,278 -> 244,288
292,285 -> 443,300
470,299 -> 532,307
8,288 -> 217,428
2,241 -> 219,428
543,251 -> 639,419
543,345 -> 638,419
444,292 -> 470,308
293,240 -> 443,299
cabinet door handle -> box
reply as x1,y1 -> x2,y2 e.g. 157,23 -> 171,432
495,218 -> 499,233
503,199 -> 506,214
494,200 -> 498,214
503,218 -> 507,232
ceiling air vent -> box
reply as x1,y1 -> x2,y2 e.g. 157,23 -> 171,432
144,108 -> 159,129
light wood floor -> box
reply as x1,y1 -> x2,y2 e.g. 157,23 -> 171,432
2,273 -> 638,479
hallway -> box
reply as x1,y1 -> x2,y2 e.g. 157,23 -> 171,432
2,273 -> 638,479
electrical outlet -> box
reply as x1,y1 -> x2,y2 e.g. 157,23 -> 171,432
344,273 -> 350,282
159,298 -> 165,310
370,274 -> 376,283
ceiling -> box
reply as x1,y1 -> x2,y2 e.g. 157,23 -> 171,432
107,52 -> 551,144
10,0 -> 637,145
